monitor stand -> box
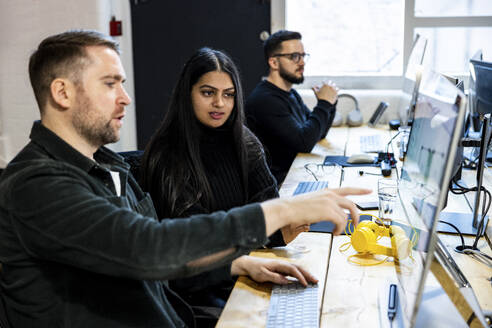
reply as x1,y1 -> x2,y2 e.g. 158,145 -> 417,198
439,115 -> 491,237
438,211 -> 489,236
414,285 -> 468,328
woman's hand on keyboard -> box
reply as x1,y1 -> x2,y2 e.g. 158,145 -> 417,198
231,256 -> 318,287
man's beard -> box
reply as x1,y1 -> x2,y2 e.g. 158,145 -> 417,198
279,66 -> 304,84
72,88 -> 119,148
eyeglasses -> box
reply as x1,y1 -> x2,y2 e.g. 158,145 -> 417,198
303,163 -> 338,181
272,52 -> 310,63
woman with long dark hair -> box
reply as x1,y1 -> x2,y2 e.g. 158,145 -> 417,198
140,47 -> 310,323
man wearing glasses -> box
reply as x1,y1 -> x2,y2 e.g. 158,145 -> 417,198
246,30 -> 339,185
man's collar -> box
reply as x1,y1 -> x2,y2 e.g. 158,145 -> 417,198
29,121 -> 128,172
263,79 -> 293,95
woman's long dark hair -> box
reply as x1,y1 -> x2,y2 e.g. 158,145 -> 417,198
141,47 -> 259,218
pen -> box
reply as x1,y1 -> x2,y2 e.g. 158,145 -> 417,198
388,283 -> 398,323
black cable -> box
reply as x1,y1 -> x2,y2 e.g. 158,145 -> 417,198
438,220 -> 466,249
449,176 -> 473,194
358,170 -> 381,176
385,131 -> 401,159
447,176 -> 491,253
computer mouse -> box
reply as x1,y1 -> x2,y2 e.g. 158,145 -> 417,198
347,153 -> 375,164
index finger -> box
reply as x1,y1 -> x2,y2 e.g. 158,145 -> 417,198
295,265 -> 318,285
332,187 -> 372,197
331,195 -> 361,228
345,200 -> 360,227
281,264 -> 308,286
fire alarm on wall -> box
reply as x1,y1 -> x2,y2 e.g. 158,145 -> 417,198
110,16 -> 122,36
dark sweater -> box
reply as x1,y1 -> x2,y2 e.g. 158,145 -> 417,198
246,80 -> 336,184
191,124 -> 280,215
169,124 -> 283,299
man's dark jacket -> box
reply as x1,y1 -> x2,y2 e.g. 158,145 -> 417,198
0,121 -> 268,327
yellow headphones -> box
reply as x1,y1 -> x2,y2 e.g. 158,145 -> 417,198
350,220 -> 412,260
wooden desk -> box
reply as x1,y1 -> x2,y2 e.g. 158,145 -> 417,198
217,126 -> 492,327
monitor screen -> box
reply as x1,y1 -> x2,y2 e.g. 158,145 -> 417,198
469,51 -> 492,116
395,69 -> 466,327
468,50 -> 483,133
399,34 -> 428,126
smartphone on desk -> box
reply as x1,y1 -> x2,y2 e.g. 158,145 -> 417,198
347,194 -> 378,211
355,201 -> 379,211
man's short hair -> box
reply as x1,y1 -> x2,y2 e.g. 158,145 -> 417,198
264,30 -> 302,61
28,30 -> 119,113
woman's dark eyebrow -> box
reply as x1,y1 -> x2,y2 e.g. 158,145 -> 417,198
199,84 -> 235,91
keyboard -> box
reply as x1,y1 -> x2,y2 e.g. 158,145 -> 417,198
359,134 -> 385,153
266,282 -> 319,328
293,181 -> 329,195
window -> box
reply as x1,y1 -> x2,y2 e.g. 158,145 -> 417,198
408,0 -> 492,78
285,0 -> 403,77
416,27 -> 492,76
415,0 -> 492,17
272,0 -> 492,89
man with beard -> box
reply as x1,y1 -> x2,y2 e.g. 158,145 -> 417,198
0,30 -> 369,327
246,30 -> 339,185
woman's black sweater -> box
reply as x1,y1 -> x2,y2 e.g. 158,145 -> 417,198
169,124 -> 284,299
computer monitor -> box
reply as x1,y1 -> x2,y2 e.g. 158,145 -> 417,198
452,79 -> 465,180
468,50 -> 492,141
399,34 -> 428,126
469,51 -> 492,116
467,50 -> 492,161
394,69 -> 466,327
438,52 -> 492,235
437,75 -> 465,183
468,50 -> 483,133
443,76 -> 465,181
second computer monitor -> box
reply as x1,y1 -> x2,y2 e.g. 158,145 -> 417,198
395,69 -> 466,328
399,34 -> 428,126
469,50 -> 492,116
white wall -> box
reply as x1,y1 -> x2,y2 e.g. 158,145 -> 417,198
0,0 -> 137,168
297,89 -> 404,124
